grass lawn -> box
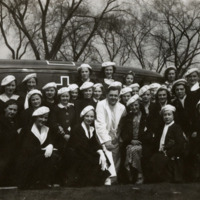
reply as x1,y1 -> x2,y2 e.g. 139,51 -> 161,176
0,183 -> 200,200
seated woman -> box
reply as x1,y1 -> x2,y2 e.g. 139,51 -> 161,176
16,106 -> 60,189
123,71 -> 135,88
69,84 -> 79,104
0,75 -> 22,113
120,87 -> 132,107
42,82 -> 58,110
129,83 -> 140,96
0,100 -> 19,186
93,83 -> 104,105
121,94 -> 147,184
66,105 -> 110,186
149,83 -> 161,103
150,105 -> 186,183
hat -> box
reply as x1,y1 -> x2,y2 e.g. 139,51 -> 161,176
120,87 -> 132,96
93,83 -> 103,88
108,81 -> 122,89
165,65 -> 176,72
58,87 -> 70,95
129,83 -> 140,89
1,75 -> 16,86
77,64 -> 92,71
69,84 -> 79,91
22,73 -> 37,83
156,85 -> 168,94
160,104 -> 176,115
102,61 -> 116,68
42,82 -> 57,90
126,94 -> 140,107
28,89 -> 42,99
184,68 -> 199,77
32,106 -> 50,116
80,105 -> 94,118
80,82 -> 94,90
149,83 -> 161,90
139,85 -> 150,96
172,79 -> 187,89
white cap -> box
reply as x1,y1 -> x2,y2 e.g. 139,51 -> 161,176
120,87 -> 132,96
69,84 -> 79,91
77,64 -> 92,71
42,82 -> 57,90
22,73 -> 37,83
108,81 -> 122,88
58,87 -> 70,95
126,94 -> 140,107
165,65 -> 176,72
139,85 -> 150,96
184,68 -> 199,77
80,105 -> 95,118
172,79 -> 187,89
102,61 -> 116,68
32,106 -> 50,116
93,83 -> 103,88
129,83 -> 140,89
160,104 -> 176,115
149,83 -> 161,90
1,75 -> 16,86
28,89 -> 42,99
80,82 -> 94,90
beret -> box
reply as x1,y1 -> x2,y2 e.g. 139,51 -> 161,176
129,83 -> 140,89
139,85 -> 150,96
184,68 -> 199,77
80,105 -> 95,118
80,82 -> 94,90
93,83 -> 103,88
149,83 -> 161,89
126,94 -> 140,107
160,104 -> 176,115
69,84 -> 79,91
120,87 -> 132,96
22,73 -> 37,83
58,87 -> 70,95
102,61 -> 116,68
42,82 -> 57,90
1,75 -> 16,86
77,64 -> 92,71
32,106 -> 50,116
28,89 -> 42,98
108,81 -> 122,89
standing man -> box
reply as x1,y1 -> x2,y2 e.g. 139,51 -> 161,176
95,82 -> 126,184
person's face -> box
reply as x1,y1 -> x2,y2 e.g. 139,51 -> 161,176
132,87 -> 139,95
158,90 -> 168,104
35,113 -> 49,128
45,87 -> 56,100
187,72 -> 199,86
30,94 -> 42,108
4,104 -> 18,119
70,89 -> 79,100
83,88 -> 93,99
163,110 -> 174,124
107,90 -> 119,106
93,87 -> 103,100
27,78 -> 37,91
5,81 -> 16,96
60,92 -> 70,105
81,68 -> 90,80
167,69 -> 176,82
121,92 -> 132,104
141,90 -> 151,104
104,66 -> 114,79
150,88 -> 157,100
125,75 -> 134,86
175,84 -> 186,99
129,100 -> 140,114
84,110 -> 95,126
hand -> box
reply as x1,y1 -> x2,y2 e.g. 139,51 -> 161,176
63,134 -> 70,141
192,132 -> 197,138
98,151 -> 107,171
131,140 -> 141,145
44,144 -> 53,158
58,126 -> 65,135
104,141 -> 115,151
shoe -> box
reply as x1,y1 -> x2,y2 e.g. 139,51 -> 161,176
104,178 -> 111,186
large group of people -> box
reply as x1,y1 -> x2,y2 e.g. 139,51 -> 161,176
0,61 -> 200,189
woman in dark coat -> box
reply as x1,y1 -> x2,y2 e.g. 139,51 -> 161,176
66,105 -> 110,186
0,100 -> 19,186
150,105 -> 186,183
16,106 -> 60,189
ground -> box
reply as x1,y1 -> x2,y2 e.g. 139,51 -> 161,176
0,183 -> 200,200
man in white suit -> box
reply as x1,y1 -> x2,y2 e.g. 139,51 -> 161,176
95,83 -> 126,184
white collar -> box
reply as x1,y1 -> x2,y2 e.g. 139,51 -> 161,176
191,82 -> 200,91
31,123 -> 49,145
165,120 -> 174,128
58,103 -> 73,108
81,122 -> 94,139
104,78 -> 114,85
0,93 -> 19,102
93,98 -> 98,103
